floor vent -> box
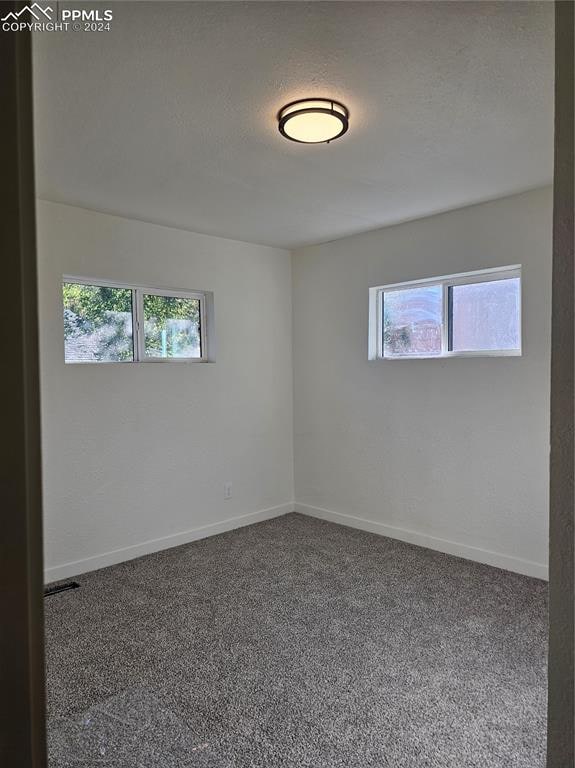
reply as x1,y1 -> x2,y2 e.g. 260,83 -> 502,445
44,581 -> 80,597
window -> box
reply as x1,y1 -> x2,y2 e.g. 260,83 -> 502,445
142,292 -> 202,360
383,284 -> 443,358
449,278 -> 521,352
369,266 -> 521,360
63,278 -> 210,363
63,282 -> 135,362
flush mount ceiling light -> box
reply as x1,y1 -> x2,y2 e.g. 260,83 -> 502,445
278,98 -> 349,144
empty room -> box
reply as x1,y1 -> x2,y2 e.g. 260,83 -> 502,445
5,0 -> 567,766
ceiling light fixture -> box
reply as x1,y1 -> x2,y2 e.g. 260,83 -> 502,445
278,98 -> 349,144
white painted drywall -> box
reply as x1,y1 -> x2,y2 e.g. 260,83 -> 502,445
292,188 -> 552,578
37,201 -> 294,581
38,189 -> 552,581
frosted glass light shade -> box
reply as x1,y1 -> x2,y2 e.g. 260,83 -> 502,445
278,99 -> 349,144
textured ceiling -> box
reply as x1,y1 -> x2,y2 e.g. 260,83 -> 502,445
32,2 -> 554,249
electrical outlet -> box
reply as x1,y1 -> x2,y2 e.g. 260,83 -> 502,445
224,482 -> 232,500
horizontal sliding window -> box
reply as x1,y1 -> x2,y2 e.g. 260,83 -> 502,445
63,278 -> 210,364
369,265 -> 521,360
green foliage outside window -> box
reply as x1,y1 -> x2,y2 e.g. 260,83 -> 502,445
63,283 -> 201,361
143,295 -> 200,358
63,283 -> 133,361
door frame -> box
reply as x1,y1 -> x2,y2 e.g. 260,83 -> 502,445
547,2 -> 574,766
0,7 -> 47,768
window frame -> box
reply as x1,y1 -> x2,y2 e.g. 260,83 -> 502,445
62,276 -> 209,364
369,265 -> 522,361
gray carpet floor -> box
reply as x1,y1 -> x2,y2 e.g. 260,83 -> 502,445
45,513 -> 548,767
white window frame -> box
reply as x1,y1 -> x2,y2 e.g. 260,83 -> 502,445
368,264 -> 522,361
62,276 -> 211,364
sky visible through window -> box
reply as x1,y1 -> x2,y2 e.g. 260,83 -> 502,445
383,285 -> 443,357
450,277 -> 520,352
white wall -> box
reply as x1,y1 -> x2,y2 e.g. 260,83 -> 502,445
292,188 -> 552,578
39,189 -> 552,582
37,201 -> 294,581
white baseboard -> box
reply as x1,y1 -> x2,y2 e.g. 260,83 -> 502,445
295,503 -> 548,580
45,502 -> 294,583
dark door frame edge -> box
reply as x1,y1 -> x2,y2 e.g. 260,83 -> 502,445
0,4 -> 47,767
547,1 -> 575,766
